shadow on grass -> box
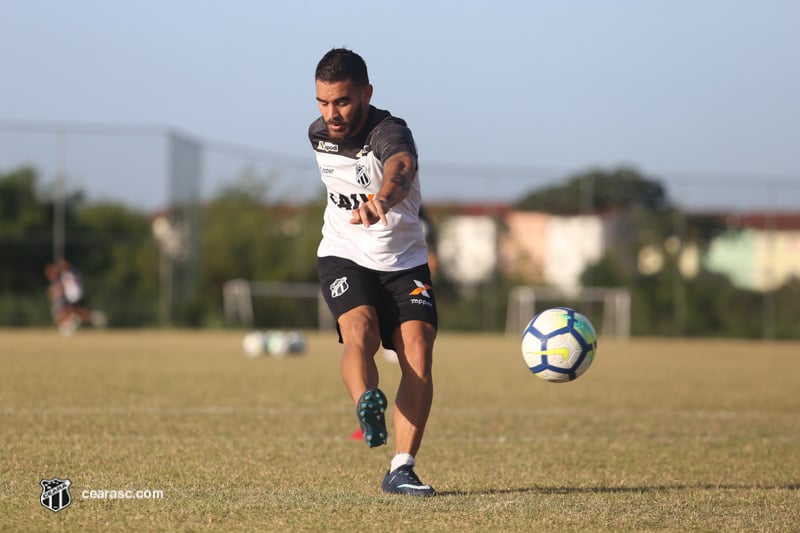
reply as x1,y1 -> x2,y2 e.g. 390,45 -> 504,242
437,483 -> 800,497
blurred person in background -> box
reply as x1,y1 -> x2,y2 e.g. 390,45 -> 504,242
45,259 -> 105,335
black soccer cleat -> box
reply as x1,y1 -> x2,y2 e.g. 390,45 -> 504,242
381,465 -> 435,496
356,388 -> 388,448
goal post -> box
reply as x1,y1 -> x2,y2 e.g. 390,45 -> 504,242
223,279 -> 334,330
506,286 -> 631,339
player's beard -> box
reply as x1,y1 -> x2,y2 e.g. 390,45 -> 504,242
327,100 -> 366,141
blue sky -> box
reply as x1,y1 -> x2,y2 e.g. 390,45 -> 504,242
1,1 -> 798,210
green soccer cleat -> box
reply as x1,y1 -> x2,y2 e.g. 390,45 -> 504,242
356,388 -> 388,448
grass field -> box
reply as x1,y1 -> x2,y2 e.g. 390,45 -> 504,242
2,329 -> 799,532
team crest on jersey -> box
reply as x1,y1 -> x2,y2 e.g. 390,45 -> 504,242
355,161 -> 371,187
318,141 -> 339,153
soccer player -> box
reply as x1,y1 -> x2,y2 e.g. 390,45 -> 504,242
310,48 -> 437,496
48,259 -> 105,335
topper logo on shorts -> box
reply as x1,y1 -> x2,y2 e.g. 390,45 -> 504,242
409,280 -> 434,307
410,280 -> 431,298
330,277 -> 349,298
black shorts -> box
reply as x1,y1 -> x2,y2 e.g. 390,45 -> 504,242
318,256 -> 438,350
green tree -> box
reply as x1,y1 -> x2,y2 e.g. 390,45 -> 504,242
71,203 -> 160,326
200,171 -> 323,327
515,166 -> 744,336
0,167 -> 57,323
1,167 -> 57,294
0,166 -> 163,326
514,167 -> 669,214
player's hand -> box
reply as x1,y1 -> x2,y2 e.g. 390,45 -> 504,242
350,198 -> 389,227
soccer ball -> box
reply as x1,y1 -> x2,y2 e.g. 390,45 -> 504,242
521,307 -> 597,383
242,331 -> 266,358
242,330 -> 307,358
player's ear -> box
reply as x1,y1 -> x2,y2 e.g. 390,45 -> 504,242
363,83 -> 373,104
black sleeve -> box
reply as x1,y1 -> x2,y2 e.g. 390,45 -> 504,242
369,119 -> 418,164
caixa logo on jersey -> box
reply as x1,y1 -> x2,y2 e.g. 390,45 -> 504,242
317,141 -> 338,153
40,478 -> 72,512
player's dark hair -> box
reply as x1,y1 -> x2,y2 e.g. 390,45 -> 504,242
315,48 -> 369,86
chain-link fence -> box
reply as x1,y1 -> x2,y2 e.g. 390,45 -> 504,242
2,120 -> 798,337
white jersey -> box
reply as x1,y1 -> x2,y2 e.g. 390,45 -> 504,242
309,106 -> 428,272
60,269 -> 83,303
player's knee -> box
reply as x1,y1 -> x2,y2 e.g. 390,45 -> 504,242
340,307 -> 381,352
402,342 -> 433,378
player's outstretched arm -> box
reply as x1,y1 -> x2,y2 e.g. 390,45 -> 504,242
350,151 -> 417,228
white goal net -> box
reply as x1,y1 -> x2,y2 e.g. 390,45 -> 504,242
223,279 -> 334,330
506,286 -> 631,339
